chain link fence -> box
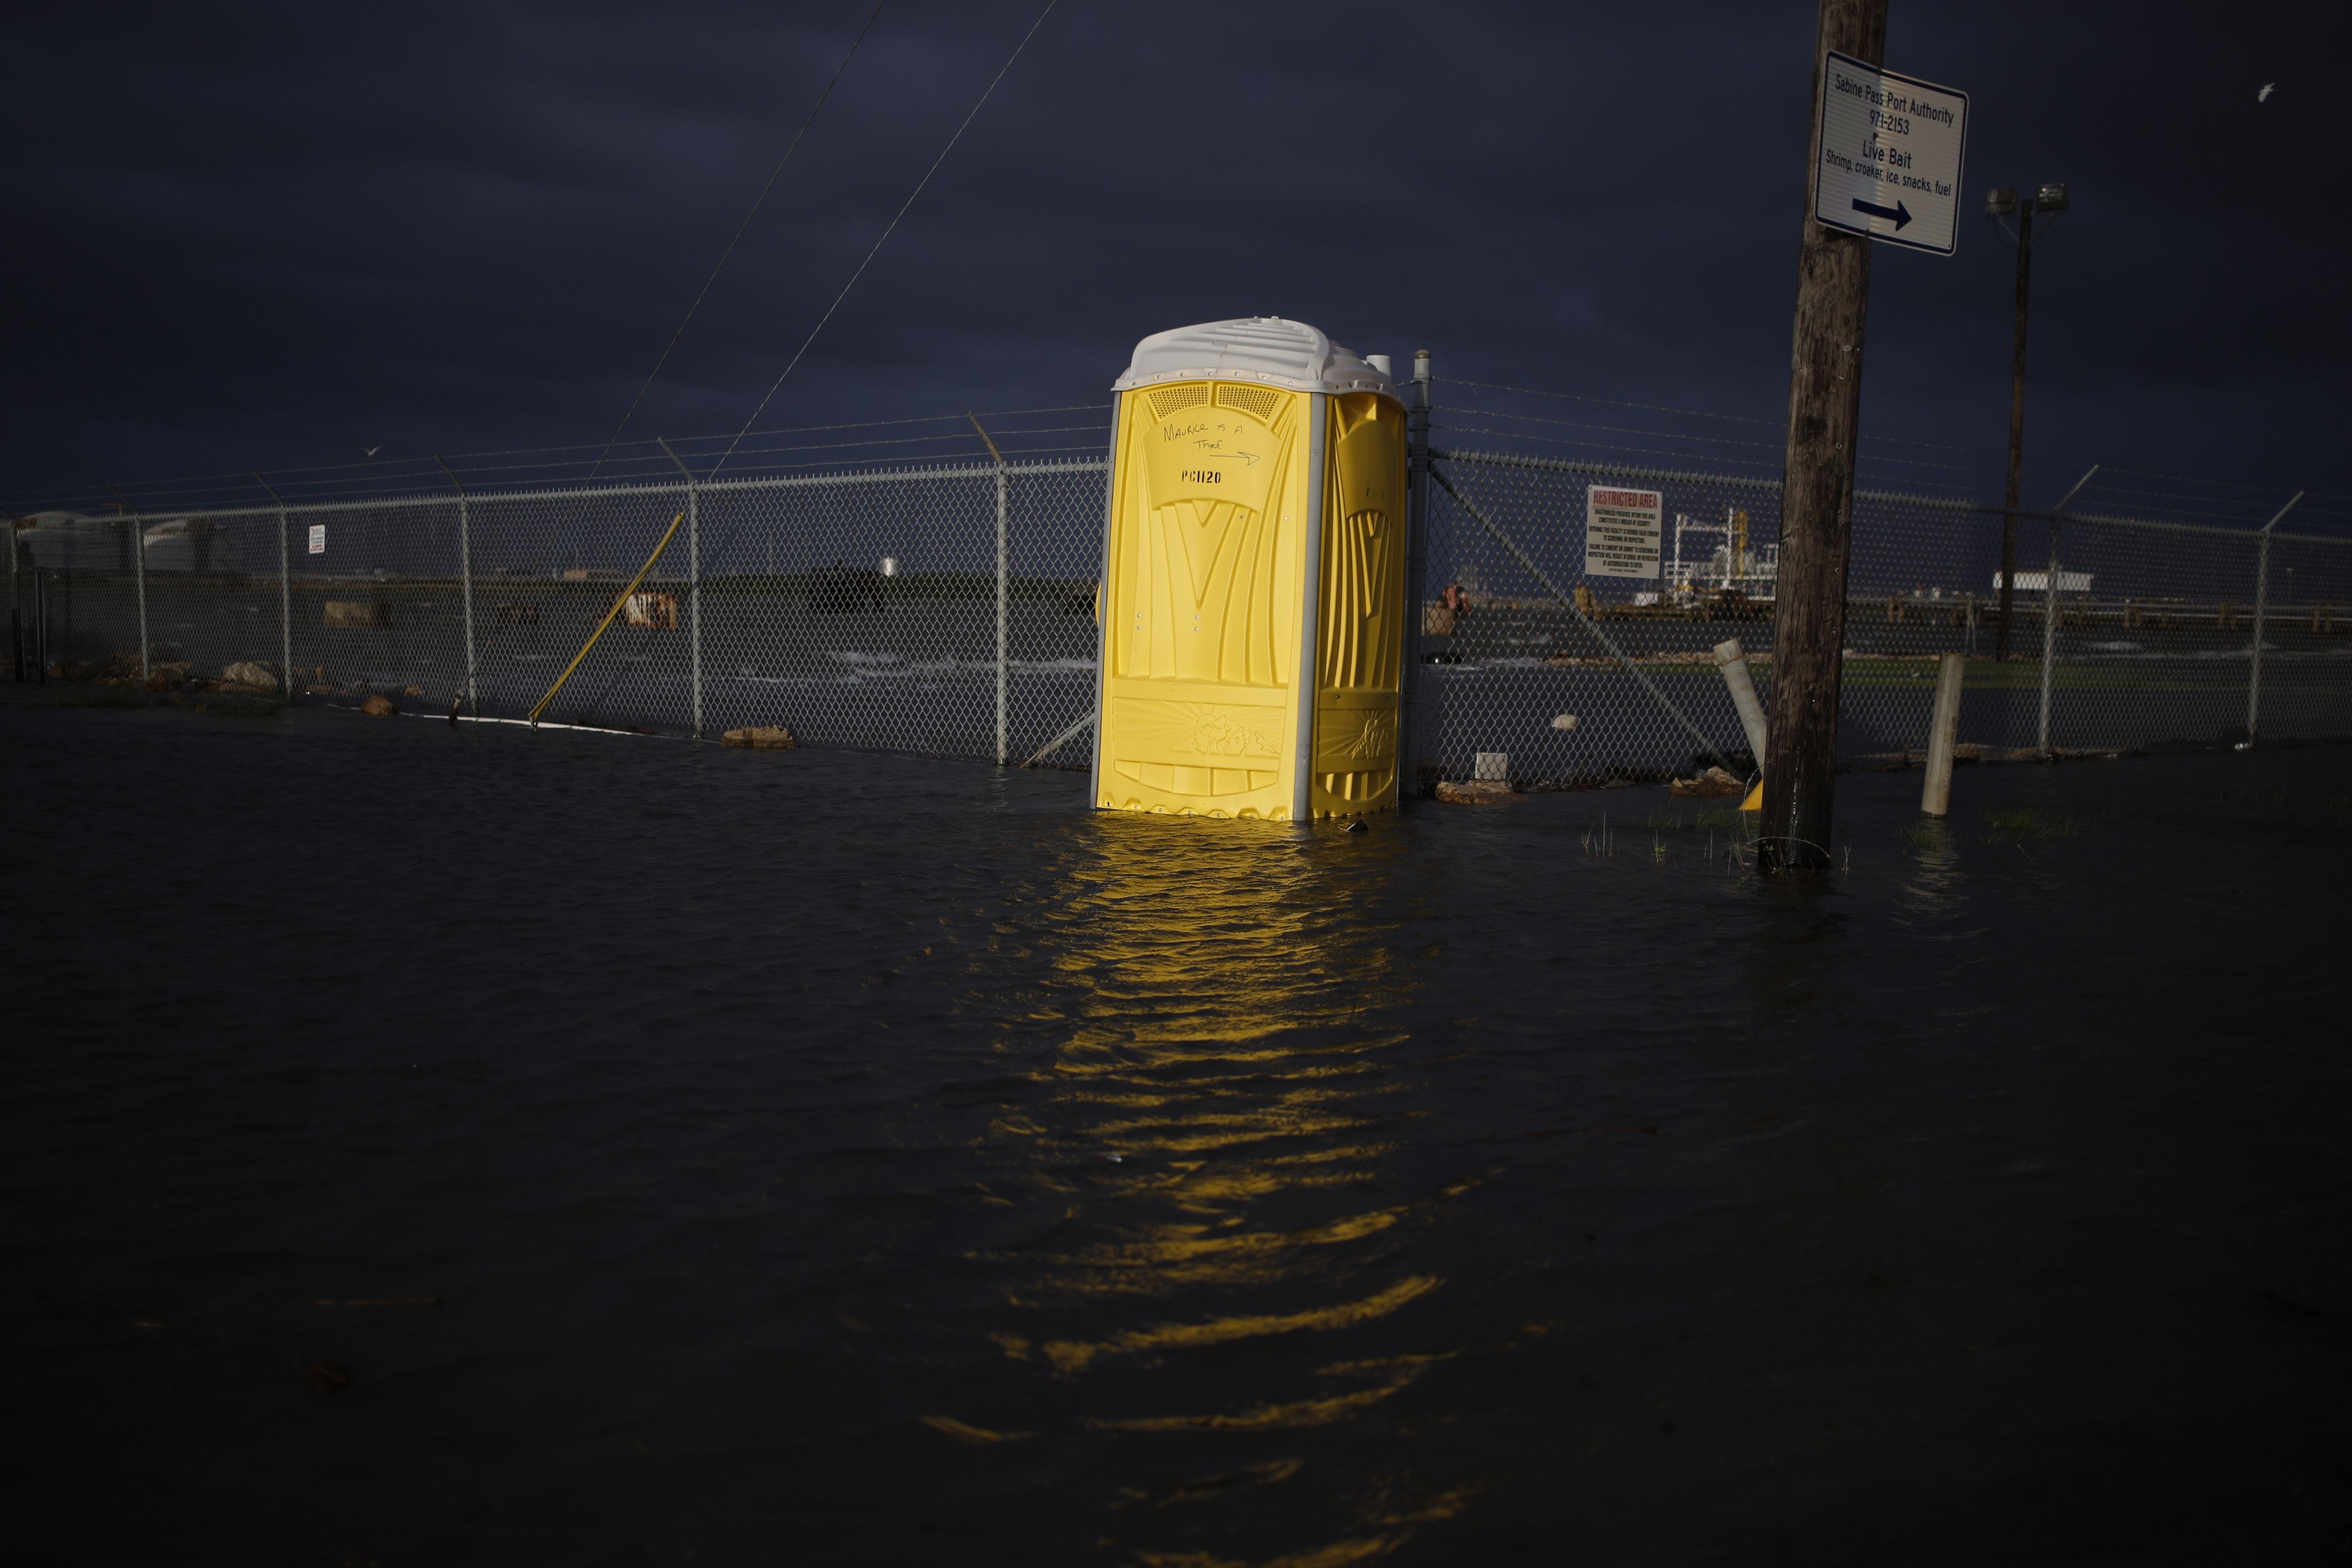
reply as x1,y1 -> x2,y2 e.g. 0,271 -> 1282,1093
12,394 -> 2349,787
7,459 -> 1110,767
1414,447 -> 2352,787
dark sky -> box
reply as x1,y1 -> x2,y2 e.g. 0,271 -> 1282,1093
6,1 -> 2346,524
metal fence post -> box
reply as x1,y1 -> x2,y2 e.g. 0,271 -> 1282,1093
460,493 -> 477,715
132,515 -> 148,683
2246,490 -> 2303,746
111,487 -> 149,684
690,481 -> 702,740
7,519 -> 18,682
967,414 -> 1012,767
280,510 -> 293,692
253,473 -> 292,698
434,457 -> 479,718
2037,519 -> 2059,757
1921,650 -> 1966,816
2036,467 -> 2099,758
995,463 -> 1010,767
658,440 -> 703,738
1400,349 -> 1433,802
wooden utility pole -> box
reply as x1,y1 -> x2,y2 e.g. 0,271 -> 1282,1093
1761,0 -> 1887,875
1993,192 -> 2036,661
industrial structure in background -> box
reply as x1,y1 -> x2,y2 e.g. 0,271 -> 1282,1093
1653,509 -> 1780,607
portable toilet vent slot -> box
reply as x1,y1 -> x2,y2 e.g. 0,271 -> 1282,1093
1090,316 -> 1406,822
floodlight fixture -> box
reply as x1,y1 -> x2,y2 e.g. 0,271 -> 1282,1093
1986,187 -> 2017,218
2036,182 -> 2069,212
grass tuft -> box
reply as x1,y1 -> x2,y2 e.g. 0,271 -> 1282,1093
1980,805 -> 2083,842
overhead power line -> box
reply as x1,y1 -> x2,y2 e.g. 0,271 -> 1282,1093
709,0 -> 1062,479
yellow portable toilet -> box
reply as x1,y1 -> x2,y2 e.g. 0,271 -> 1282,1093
1090,317 -> 1407,821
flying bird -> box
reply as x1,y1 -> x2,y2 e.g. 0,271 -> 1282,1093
2257,82 -> 2276,102
363,446 -> 380,457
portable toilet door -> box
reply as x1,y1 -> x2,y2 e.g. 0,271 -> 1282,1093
1091,317 -> 1406,821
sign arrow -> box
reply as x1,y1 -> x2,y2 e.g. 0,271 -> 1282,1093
1850,195 -> 1913,230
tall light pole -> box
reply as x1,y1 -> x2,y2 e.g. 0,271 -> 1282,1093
1986,182 -> 2067,660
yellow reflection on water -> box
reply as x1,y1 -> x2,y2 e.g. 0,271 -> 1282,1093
957,812 -> 1475,1555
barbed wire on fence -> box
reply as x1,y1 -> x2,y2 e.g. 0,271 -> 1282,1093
3,402 -> 1114,517
12,382 -> 2347,784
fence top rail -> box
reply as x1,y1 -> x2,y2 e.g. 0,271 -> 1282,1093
1432,446 -> 2350,547
45,456 -> 1112,529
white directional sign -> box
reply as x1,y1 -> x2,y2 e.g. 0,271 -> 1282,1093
1584,486 -> 1662,580
1812,51 -> 1969,257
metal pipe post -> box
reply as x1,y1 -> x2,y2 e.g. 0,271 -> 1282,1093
966,414 -> 1013,767
252,474 -> 295,697
36,569 -> 48,684
995,463 -> 1009,767
435,457 -> 480,720
278,511 -> 293,693
2246,492 -> 2303,745
2248,533 -> 2269,743
111,484 -> 147,681
9,518 -> 19,681
2032,467 -> 2100,758
2037,520 -> 2060,757
116,494 -> 149,684
1712,638 -> 1770,768
1920,650 -> 1965,816
657,441 -> 704,738
459,494 -> 477,714
1400,349 -> 1432,804
690,482 -> 703,740
133,520 -> 148,681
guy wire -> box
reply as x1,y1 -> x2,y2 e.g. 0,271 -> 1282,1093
449,2 -> 886,725
706,0 -> 1061,482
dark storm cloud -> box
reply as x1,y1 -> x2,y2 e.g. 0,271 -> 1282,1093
4,1 -> 2346,510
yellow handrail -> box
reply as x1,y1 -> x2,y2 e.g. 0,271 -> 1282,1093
527,510 -> 685,727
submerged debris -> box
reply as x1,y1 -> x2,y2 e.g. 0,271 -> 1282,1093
220,660 -> 280,694
1667,765 -> 1745,797
301,1359 -> 352,1395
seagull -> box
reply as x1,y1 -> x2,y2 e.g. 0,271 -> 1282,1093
2257,82 -> 2276,102
362,446 -> 380,457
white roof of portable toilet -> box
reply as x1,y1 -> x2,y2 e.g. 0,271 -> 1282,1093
1112,316 -> 1394,396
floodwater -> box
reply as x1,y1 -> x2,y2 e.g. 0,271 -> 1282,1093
5,698 -> 2350,1564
